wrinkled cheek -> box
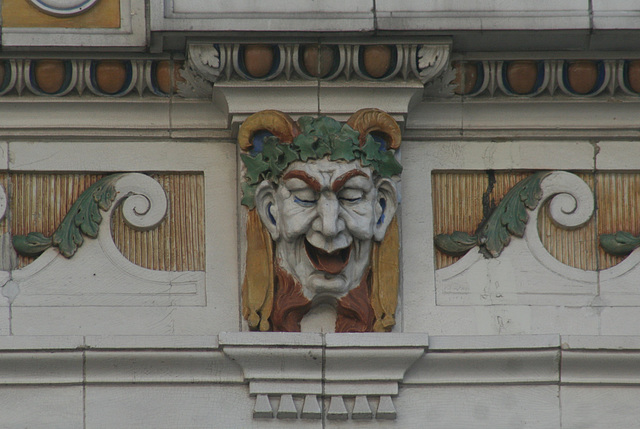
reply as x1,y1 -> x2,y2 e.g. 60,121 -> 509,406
281,213 -> 315,242
344,219 -> 375,240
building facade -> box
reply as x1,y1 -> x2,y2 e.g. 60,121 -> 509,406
1,1 -> 640,427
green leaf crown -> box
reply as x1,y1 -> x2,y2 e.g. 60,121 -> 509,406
240,116 -> 402,208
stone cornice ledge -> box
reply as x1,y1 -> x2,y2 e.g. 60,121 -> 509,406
2,334 -> 640,418
219,332 -> 428,420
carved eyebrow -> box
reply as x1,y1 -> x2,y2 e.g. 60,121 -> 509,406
332,170 -> 370,192
282,170 -> 321,192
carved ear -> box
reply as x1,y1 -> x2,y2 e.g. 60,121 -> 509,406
373,178 -> 398,241
254,181 -> 280,240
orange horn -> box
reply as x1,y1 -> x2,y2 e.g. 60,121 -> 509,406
347,108 -> 401,150
237,110 -> 299,151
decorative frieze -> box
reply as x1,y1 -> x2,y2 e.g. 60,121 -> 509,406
433,170 -> 640,307
182,42 -> 450,87
10,173 -> 205,271
0,59 -> 182,97
435,59 -> 640,98
0,173 -> 206,307
433,171 -> 640,272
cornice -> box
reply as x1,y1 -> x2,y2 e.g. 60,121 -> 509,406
1,334 -> 640,421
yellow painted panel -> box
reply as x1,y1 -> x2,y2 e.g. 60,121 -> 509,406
11,173 -> 205,271
2,0 -> 120,29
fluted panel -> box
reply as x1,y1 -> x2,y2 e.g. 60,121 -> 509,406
432,172 -> 487,269
10,173 -> 204,271
434,171 -> 595,270
11,173 -> 102,269
111,173 -> 205,272
0,173 -> 9,237
597,173 -> 640,270
538,173 -> 597,271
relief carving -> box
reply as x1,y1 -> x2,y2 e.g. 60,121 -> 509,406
239,109 -> 402,332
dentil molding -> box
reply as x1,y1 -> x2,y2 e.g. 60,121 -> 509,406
219,332 -> 429,420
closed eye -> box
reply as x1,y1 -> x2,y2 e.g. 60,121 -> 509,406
338,189 -> 363,204
294,196 -> 317,207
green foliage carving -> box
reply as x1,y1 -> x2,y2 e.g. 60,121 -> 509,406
477,171 -> 548,258
13,174 -> 122,258
12,232 -> 53,257
434,231 -> 478,255
600,231 -> 640,256
240,116 -> 402,209
435,171 -> 550,258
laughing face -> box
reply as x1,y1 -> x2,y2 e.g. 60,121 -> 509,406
255,157 -> 397,302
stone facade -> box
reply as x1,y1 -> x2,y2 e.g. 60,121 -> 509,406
1,1 -> 640,427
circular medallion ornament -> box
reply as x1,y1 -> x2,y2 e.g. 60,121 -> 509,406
28,0 -> 100,16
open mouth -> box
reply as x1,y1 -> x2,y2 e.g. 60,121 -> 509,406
304,239 -> 351,275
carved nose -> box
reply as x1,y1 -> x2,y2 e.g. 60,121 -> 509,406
317,195 -> 340,237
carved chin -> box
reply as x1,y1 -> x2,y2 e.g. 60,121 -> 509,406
304,239 -> 351,275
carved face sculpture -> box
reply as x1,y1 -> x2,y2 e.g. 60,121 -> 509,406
239,109 -> 402,333
255,158 -> 397,301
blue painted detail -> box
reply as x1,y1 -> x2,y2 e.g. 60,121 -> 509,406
267,203 -> 276,225
250,131 -> 273,155
470,62 -> 485,95
377,198 -> 386,225
294,197 -> 317,207
372,133 -> 388,151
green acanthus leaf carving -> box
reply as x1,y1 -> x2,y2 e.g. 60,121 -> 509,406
599,231 -> 640,256
240,153 -> 269,184
12,232 -> 53,257
434,171 -> 550,258
434,231 -> 478,255
13,174 -> 122,258
477,171 -> 549,258
241,181 -> 257,210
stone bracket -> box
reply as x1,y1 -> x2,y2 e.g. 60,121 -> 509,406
219,332 -> 429,420
180,40 -> 452,122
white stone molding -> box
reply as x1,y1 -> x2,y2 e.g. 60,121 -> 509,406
413,44 -> 452,84
183,43 -> 225,86
1,334 -> 639,386
151,1 -> 376,33
437,171 -> 598,306
6,173 -> 205,307
219,332 -> 428,420
3,335 -> 640,426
